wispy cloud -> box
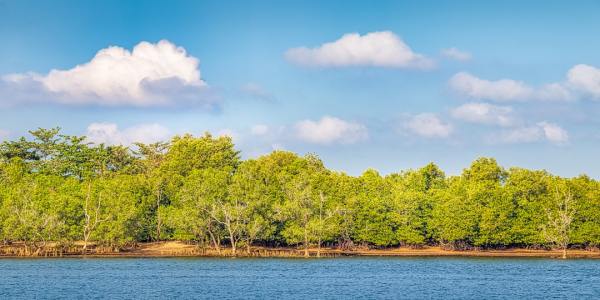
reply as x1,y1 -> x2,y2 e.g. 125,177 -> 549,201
240,83 -> 275,102
487,121 -> 569,145
441,47 -> 472,61
449,64 -> 600,102
449,72 -> 537,101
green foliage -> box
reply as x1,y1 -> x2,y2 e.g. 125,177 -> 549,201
388,163 -> 445,246
352,169 -> 397,246
1,128 -> 599,252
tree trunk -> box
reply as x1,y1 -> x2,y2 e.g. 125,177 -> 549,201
318,192 -> 324,258
155,189 -> 162,241
208,230 -> 221,254
230,236 -> 237,256
317,238 -> 321,258
83,182 -> 92,254
225,221 -> 237,256
562,246 -> 567,259
83,231 -> 90,252
304,227 -> 309,257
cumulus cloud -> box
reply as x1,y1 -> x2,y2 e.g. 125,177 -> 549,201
567,64 -> 600,98
448,65 -> 600,102
86,123 -> 171,145
1,40 -> 216,107
405,113 -> 453,138
285,31 -> 434,69
441,47 -> 472,61
294,116 -> 368,144
451,102 -> 514,127
488,121 -> 568,145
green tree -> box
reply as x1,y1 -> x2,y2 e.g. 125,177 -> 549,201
352,169 -> 397,247
228,159 -> 276,254
505,168 -> 550,245
388,163 -> 446,246
134,142 -> 169,241
543,178 -> 576,259
569,175 -> 600,247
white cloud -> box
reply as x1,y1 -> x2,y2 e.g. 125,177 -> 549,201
441,47 -> 471,61
538,121 -> 569,144
1,40 -> 216,107
566,64 -> 600,98
251,124 -> 269,136
448,66 -> 600,102
492,126 -> 543,144
536,82 -> 574,101
451,102 -> 514,127
294,116 -> 368,144
86,123 -> 171,145
285,31 -> 434,69
488,122 -> 568,145
449,72 -> 534,101
405,113 -> 453,138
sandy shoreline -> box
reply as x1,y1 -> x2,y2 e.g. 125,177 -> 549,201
1,242 -> 599,259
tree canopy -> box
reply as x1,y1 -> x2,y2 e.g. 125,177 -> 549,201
1,129 -> 598,255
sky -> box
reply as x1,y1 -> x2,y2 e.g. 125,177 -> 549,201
1,0 -> 600,178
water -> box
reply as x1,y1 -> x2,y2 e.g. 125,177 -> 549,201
0,257 -> 598,299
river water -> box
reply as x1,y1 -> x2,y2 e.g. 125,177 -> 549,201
1,257 -> 598,299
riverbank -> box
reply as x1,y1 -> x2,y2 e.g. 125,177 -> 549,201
1,242 -> 600,258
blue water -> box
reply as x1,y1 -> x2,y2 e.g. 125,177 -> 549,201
0,257 -> 598,299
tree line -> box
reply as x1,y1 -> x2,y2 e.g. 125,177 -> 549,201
0,128 -> 598,257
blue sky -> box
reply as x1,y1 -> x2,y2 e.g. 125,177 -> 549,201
1,0 -> 600,177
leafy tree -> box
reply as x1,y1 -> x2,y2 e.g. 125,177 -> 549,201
89,176 -> 146,248
0,160 -> 77,251
1,129 -> 600,257
569,175 -> 600,247
388,163 -> 446,246
430,177 -> 478,248
275,154 -> 337,256
505,168 -> 550,245
134,142 -> 169,241
161,133 -> 239,177
352,169 -> 397,247
228,159 -> 276,254
167,169 -> 230,253
543,178 -> 576,259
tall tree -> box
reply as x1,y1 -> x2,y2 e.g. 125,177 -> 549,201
352,169 -> 397,247
228,159 -> 276,254
543,179 -> 576,259
134,142 -> 169,241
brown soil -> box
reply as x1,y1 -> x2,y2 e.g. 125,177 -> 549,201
1,242 -> 599,258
